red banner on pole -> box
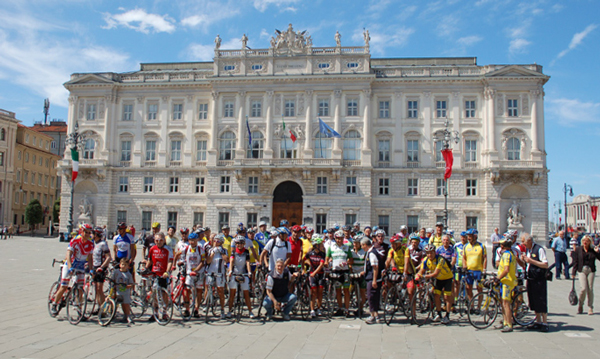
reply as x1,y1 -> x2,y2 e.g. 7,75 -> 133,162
591,205 -> 598,221
442,149 -> 454,180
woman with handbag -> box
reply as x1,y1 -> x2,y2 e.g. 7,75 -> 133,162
571,235 -> 600,315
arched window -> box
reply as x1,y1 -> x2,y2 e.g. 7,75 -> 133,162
280,137 -> 298,158
506,137 -> 520,160
219,131 -> 236,160
343,130 -> 361,160
247,131 -> 264,159
314,132 -> 332,159
83,139 -> 95,159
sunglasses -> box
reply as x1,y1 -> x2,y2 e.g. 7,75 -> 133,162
84,231 -> 92,234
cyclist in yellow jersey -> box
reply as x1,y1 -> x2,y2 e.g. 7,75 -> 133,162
462,228 -> 487,303
496,236 -> 517,332
429,222 -> 444,248
301,227 -> 315,260
415,244 -> 454,324
221,225 -> 234,256
386,234 -> 405,272
453,231 -> 469,300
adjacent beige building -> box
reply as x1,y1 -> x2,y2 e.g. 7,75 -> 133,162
0,109 -> 19,226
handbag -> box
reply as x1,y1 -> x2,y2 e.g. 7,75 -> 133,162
569,277 -> 578,306
545,268 -> 553,281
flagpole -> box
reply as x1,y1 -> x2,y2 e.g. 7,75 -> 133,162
283,116 -> 287,158
319,132 -> 323,159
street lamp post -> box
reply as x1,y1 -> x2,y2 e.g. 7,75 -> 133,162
440,118 -> 460,230
563,183 -> 573,235
65,121 -> 86,235
553,200 -> 562,232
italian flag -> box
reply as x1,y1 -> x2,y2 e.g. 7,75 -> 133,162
71,148 -> 79,182
283,120 -> 296,142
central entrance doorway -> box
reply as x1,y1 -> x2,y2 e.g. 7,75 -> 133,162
272,181 -> 303,227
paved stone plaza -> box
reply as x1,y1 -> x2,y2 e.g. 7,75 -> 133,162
1,236 -> 598,359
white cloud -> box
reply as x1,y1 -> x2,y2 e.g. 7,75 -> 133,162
367,0 -> 392,18
282,6 -> 298,12
186,38 -> 240,61
253,0 -> 300,12
457,35 -> 482,46
436,14 -> 460,37
546,98 -> 600,126
397,5 -> 417,21
180,0 -> 240,31
509,38 -> 531,54
556,24 -> 597,59
103,8 -> 176,34
259,28 -> 270,39
351,26 -> 415,55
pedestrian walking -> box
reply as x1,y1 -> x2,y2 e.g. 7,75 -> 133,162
490,227 -> 501,268
521,232 -> 549,332
571,235 -> 600,315
551,230 -> 570,279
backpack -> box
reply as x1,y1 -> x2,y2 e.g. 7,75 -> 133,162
268,238 -> 289,256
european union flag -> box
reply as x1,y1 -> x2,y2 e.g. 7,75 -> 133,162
318,118 -> 341,138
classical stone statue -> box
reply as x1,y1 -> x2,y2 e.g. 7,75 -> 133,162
215,34 -> 221,50
79,195 -> 93,218
363,29 -> 370,46
335,31 -> 341,47
241,34 -> 248,49
507,200 -> 523,226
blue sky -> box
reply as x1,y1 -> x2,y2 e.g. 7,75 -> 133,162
0,0 -> 598,222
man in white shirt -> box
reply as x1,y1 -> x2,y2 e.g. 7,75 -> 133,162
260,227 -> 292,271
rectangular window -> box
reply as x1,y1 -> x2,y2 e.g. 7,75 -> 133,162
0,152 -> 4,167
316,176 -> 328,194
172,103 -> 183,120
407,140 -> 419,162
378,140 -> 390,162
435,140 -> 443,162
51,177 -> 55,188
122,104 -> 133,121
318,99 -> 329,117
251,100 -> 262,117
87,104 -> 96,121
248,176 -> 259,194
14,192 -> 19,204
24,171 -> 28,184
379,177 -> 389,195
193,212 -> 204,227
171,140 -> 182,161
147,103 -> 158,121
38,175 -> 42,186
168,212 -> 178,228
142,211 -> 152,230
120,140 -> 131,161
466,179 -> 477,196
407,215 -> 419,234
347,98 -> 358,116
220,176 -> 230,193
195,177 -> 205,193
31,173 -> 36,186
407,100 -> 418,118
224,100 -> 234,118
316,213 -> 327,234
314,135 -> 332,159
169,177 -> 179,193
346,176 -> 357,194
145,140 -> 156,161
345,214 -> 357,227
378,215 -> 390,235
466,216 -> 478,230
465,100 -> 476,118
436,215 -> 445,225
379,100 -> 390,118
42,194 -> 46,206
118,177 -> 128,192
436,100 -> 447,118
143,177 -> 153,193
437,178 -> 445,196
284,100 -> 295,117
196,140 -> 207,161
16,170 -> 20,182
218,212 -> 229,229
507,99 -> 518,117
117,210 -> 127,223
198,103 -> 208,120
247,213 -> 258,228
407,178 -> 418,196
465,140 -> 477,162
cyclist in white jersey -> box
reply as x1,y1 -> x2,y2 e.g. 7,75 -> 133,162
173,232 -> 205,318
206,234 -> 228,319
227,236 -> 255,319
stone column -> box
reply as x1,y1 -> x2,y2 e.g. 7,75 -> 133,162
484,87 -> 497,160
361,89 -> 372,167
393,92 -> 403,167
134,96 -> 144,166
303,90 -> 314,156
332,90 -> 342,157
235,91 -> 246,159
264,91 -> 274,159
207,91 -> 219,166
530,89 -> 540,153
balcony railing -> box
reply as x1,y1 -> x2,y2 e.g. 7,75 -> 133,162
195,161 -> 207,167
464,162 -> 479,169
143,161 -> 156,168
342,160 -> 361,167
435,161 -> 445,168
120,161 -> 131,167
498,160 -> 543,169
217,160 -> 234,167
406,162 -> 419,168
169,161 -> 182,167
377,161 -> 390,168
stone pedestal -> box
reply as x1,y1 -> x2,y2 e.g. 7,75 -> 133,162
508,223 -> 524,232
78,214 -> 92,226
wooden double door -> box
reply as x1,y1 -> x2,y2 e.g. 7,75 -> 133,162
272,202 -> 302,227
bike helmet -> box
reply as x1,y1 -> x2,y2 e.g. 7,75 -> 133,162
305,226 -> 314,233
258,221 -> 267,227
180,227 -> 189,234
342,225 -> 351,231
247,228 -> 255,234
195,227 -> 205,234
278,227 -> 291,236
352,234 -> 364,243
334,230 -> 344,238
234,235 -> 246,244
409,233 -> 420,241
399,225 -> 407,231
353,221 -> 360,227
460,231 -> 467,237
215,234 -> 225,243
499,236 -> 512,247
280,219 -> 289,226
81,223 -> 93,232
93,226 -> 104,236
151,222 -> 161,229
375,229 -> 386,237
466,228 -> 476,235
188,232 -> 199,240
424,244 -> 436,252
117,222 -> 127,230
312,236 -> 324,245
291,225 -> 302,232
333,223 -> 340,231
269,227 -> 279,237
390,233 -> 403,243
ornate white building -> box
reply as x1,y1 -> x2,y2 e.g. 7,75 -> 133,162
59,25 -> 549,239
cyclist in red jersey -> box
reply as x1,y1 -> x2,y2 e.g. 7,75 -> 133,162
289,225 -> 304,270
146,232 -> 173,319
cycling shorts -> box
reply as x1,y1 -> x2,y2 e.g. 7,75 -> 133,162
309,273 -> 325,288
330,270 -> 350,289
207,273 -> 225,288
465,270 -> 482,285
500,283 -> 515,301
433,278 -> 453,295
454,270 -> 463,282
355,277 -> 367,290
156,277 -> 169,289
61,265 -> 85,286
185,273 -> 205,289
228,275 -> 250,291
92,268 -> 106,283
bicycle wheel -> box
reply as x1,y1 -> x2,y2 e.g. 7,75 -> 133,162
235,293 -> 244,323
48,281 -> 59,317
66,286 -> 87,325
252,274 -> 265,307
353,282 -> 364,319
411,287 -> 433,326
383,287 -> 399,325
83,283 -> 97,320
456,281 -> 468,318
205,289 -> 214,323
98,298 -> 117,326
512,287 -> 535,327
468,291 -> 498,329
325,282 -> 338,319
154,288 -> 174,326
130,286 -> 148,319
298,282 -> 311,321
185,287 -> 196,321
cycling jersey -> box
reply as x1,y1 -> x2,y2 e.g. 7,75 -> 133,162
454,242 -> 467,268
247,238 -> 261,263
207,246 -> 228,274
175,240 -> 189,255
430,234 -> 443,248
148,245 -> 173,276
423,255 -> 453,281
165,234 -> 178,253
92,240 -> 110,268
436,245 -> 456,264
264,237 -> 291,271
351,248 -> 366,274
326,242 -> 352,271
464,242 -> 486,271
113,233 -> 134,260
301,238 -> 313,258
498,250 -> 517,287
387,246 -> 406,272
304,250 -> 325,274
255,232 -> 268,246
68,236 -> 94,269
230,249 -> 250,274
289,238 -> 304,266
222,235 -> 234,256
183,244 -> 204,273
495,245 -> 523,272
405,246 -> 425,274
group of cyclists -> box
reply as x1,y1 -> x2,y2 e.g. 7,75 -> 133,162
48,219 -> 524,332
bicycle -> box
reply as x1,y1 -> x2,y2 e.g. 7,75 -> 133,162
97,276 -> 119,326
129,264 -> 153,319
324,271 -> 351,318
204,272 -> 224,323
294,272 -> 312,321
383,272 -> 411,325
454,267 -> 472,318
349,272 -> 366,318
228,273 -> 251,322
48,258 -> 89,325
411,278 -> 435,326
47,259 -> 66,318
133,269 -> 174,325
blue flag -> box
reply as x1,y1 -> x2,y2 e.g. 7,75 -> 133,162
318,118 -> 341,138
246,116 -> 252,147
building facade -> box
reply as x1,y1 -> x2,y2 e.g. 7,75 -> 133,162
32,120 -> 68,200
14,125 -> 61,232
58,26 -> 549,240
0,109 -> 19,226
567,194 -> 600,233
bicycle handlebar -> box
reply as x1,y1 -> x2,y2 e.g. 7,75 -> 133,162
52,259 -> 66,267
